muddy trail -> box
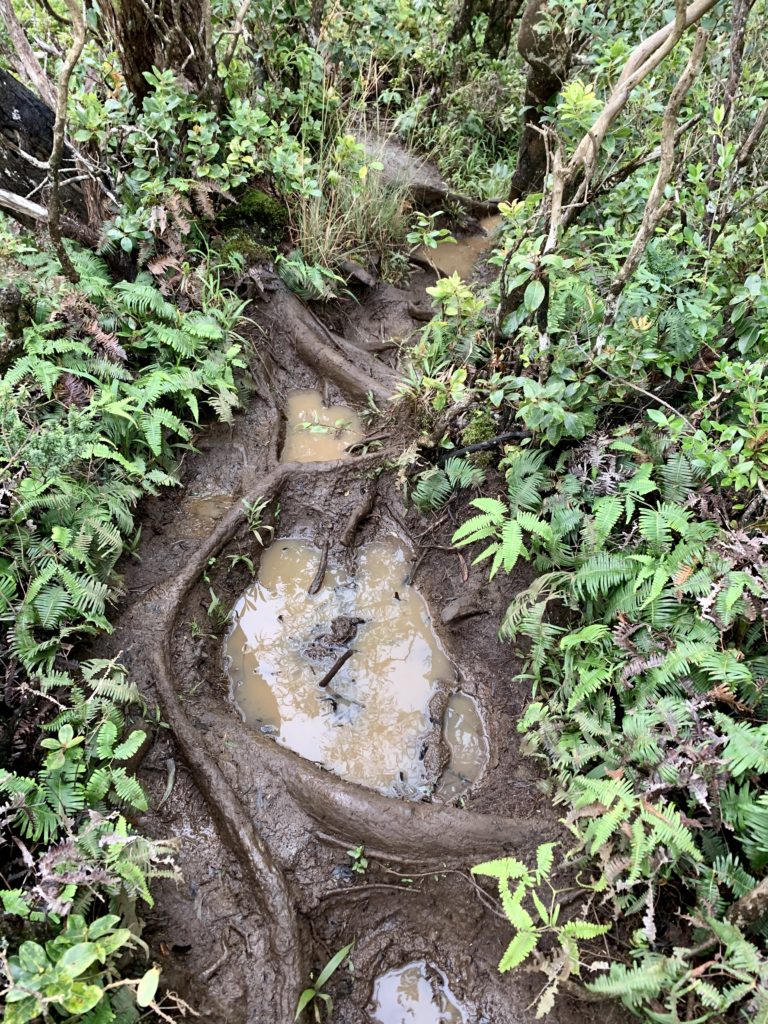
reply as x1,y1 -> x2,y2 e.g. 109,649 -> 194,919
94,235 -> 626,1023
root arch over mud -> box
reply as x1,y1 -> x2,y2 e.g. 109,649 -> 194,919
140,293 -> 551,1020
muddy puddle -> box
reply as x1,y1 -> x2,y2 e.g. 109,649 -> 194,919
438,693 -> 487,801
417,214 -> 501,279
179,493 -> 234,537
281,388 -> 363,462
224,536 -> 466,794
370,962 -> 467,1023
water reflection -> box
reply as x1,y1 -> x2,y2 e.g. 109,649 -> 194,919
225,538 -> 454,793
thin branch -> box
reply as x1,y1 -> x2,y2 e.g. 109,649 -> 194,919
736,102 -> 768,169
564,0 -> 717,195
591,115 -> 702,200
610,29 -> 708,298
0,0 -> 57,107
597,28 -> 708,346
214,0 -> 251,111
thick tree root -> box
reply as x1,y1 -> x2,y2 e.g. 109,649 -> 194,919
145,455 -> 387,1021
259,283 -> 397,407
218,712 -> 552,864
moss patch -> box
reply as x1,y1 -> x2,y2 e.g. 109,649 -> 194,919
461,406 -> 497,466
215,229 -> 272,266
217,189 -> 289,243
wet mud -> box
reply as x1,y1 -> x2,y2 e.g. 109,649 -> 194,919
89,237 -> 628,1024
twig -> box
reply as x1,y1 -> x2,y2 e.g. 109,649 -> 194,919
436,429 -> 529,463
317,648 -> 355,689
319,882 -> 418,899
200,943 -> 229,982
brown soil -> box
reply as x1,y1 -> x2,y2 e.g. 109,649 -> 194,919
92,269 -> 628,1023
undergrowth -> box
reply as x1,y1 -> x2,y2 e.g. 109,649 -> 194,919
0,236 -> 245,1020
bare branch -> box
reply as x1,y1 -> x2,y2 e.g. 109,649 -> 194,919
0,0 -> 57,107
737,102 -> 768,169
564,0 -> 718,193
611,29 -> 708,297
0,187 -> 48,221
598,29 -> 709,344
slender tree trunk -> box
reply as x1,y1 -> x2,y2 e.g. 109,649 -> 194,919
450,0 -> 523,55
483,0 -> 525,55
509,0 -> 571,199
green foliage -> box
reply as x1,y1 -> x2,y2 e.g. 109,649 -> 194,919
0,658 -> 177,1022
295,942 -> 354,1022
1,246 -> 245,672
411,457 -> 485,512
453,428 -> 768,1016
4,914 -> 134,1024
473,843 -> 609,1016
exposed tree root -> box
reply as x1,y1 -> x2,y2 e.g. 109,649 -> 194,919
139,309 -> 549,1015
340,477 -> 377,546
145,454 -> 388,1021
259,283 -> 397,407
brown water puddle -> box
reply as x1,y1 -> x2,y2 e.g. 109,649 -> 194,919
416,214 -> 501,280
438,694 -> 487,801
180,493 -> 234,538
225,537 -> 456,794
370,962 -> 467,1023
281,388 -> 363,462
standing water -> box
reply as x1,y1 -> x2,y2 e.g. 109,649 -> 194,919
281,389 -> 363,463
416,214 -> 502,280
370,962 -> 467,1023
438,694 -> 487,801
225,538 -> 456,794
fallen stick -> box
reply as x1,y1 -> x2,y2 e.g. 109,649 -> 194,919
308,540 -> 329,595
317,648 -> 355,688
436,429 -> 529,462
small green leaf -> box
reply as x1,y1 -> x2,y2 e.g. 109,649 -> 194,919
59,941 -> 98,977
137,966 -> 161,1007
315,941 -> 353,990
523,279 -> 545,313
499,930 -> 538,972
61,983 -> 104,1015
295,988 -> 316,1019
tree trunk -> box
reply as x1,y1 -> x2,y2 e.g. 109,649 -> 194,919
483,0 -> 525,55
449,0 -> 523,55
98,0 -> 213,102
509,0 -> 572,199
0,67 -> 90,227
